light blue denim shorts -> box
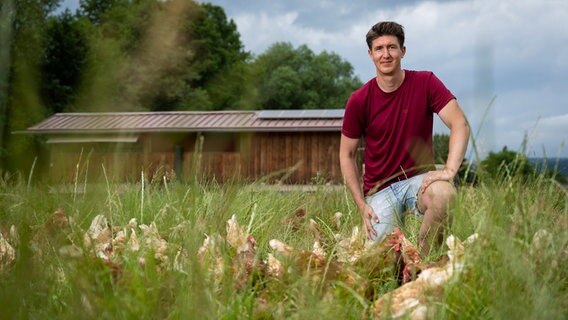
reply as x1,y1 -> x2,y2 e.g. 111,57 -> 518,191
365,173 -> 427,242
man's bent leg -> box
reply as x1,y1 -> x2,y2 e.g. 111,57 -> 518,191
416,180 -> 456,256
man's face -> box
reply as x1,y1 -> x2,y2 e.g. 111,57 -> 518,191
368,35 -> 406,76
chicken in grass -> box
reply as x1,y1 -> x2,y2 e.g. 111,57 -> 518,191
284,208 -> 307,232
265,253 -> 285,277
385,227 -> 426,283
197,233 -> 226,289
138,222 -> 169,267
226,214 -> 251,253
268,237 -> 340,283
29,208 -> 73,256
331,211 -> 343,231
0,229 -> 16,272
338,227 -> 409,298
267,229 -> 375,294
334,225 -> 370,263
225,214 -> 265,288
232,235 -> 264,288
83,214 -> 113,261
371,233 -> 478,320
45,208 -> 70,232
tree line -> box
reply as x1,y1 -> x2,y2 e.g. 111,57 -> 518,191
0,0 -> 362,173
4,0 -> 560,184
434,134 -> 566,184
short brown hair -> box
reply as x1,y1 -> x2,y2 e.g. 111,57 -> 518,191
366,21 -> 405,49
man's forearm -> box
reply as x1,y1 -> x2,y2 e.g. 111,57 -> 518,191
340,156 -> 367,209
445,119 -> 470,174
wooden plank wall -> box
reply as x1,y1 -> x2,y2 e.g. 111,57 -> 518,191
48,144 -> 143,183
244,132 -> 341,183
178,131 -> 342,184
46,131 -> 343,185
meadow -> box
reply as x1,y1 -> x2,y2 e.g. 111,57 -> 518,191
0,168 -> 566,319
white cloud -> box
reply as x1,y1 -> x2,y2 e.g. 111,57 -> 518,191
230,0 -> 568,157
234,10 -> 343,55
234,11 -> 298,53
540,114 -> 568,127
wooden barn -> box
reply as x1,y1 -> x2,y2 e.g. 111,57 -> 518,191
24,109 -> 347,184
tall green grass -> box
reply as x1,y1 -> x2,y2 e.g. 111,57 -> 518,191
0,167 -> 566,319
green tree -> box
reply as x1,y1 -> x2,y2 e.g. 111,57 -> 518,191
252,42 -> 362,109
302,50 -> 363,108
263,65 -> 303,109
74,0 -> 248,112
185,3 -> 252,110
1,0 -> 61,172
433,133 -> 449,164
79,0 -> 118,25
480,147 -> 535,179
41,10 -> 89,113
205,61 -> 258,110
189,3 -> 248,88
432,133 -> 477,185
0,0 -> 15,162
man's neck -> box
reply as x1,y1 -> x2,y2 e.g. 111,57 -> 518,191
376,69 -> 405,93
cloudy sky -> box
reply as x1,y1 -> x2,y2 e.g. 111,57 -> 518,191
60,0 -> 567,158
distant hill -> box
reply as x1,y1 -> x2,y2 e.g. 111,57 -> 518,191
528,157 -> 568,179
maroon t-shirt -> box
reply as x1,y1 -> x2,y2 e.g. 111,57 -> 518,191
342,70 -> 455,195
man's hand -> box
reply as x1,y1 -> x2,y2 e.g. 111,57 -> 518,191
360,203 -> 379,240
420,168 -> 456,193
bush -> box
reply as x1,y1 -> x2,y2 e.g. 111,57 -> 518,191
479,147 -> 535,180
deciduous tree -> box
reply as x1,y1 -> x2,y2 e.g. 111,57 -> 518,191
41,10 -> 88,113
252,42 -> 362,110
480,147 -> 535,179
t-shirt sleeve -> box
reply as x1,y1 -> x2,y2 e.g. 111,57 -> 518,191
342,92 -> 365,139
427,72 -> 456,114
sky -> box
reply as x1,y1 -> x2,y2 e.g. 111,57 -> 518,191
58,0 -> 568,158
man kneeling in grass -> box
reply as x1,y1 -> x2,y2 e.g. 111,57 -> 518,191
339,21 -> 470,256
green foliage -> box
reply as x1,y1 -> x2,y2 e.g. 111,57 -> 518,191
433,133 -> 450,164
41,11 -> 89,113
480,147 -> 535,181
1,0 -> 59,172
80,0 -> 120,25
5,0 -> 363,115
74,0 -> 198,112
0,0 -> 15,160
252,42 -> 362,109
0,171 -> 566,319
73,0 -> 251,112
432,133 -> 478,186
186,3 -> 253,110
2,0 -> 364,173
444,173 -> 567,319
189,3 -> 249,87
205,61 -> 258,110
264,64 -> 303,109
531,158 -> 568,184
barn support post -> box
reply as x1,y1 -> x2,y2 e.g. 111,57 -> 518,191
174,144 -> 183,181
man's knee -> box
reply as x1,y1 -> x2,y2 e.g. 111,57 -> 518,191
431,180 -> 456,203
419,180 -> 456,212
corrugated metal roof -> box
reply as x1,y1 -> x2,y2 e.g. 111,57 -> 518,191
257,109 -> 344,119
24,110 -> 344,134
46,136 -> 139,144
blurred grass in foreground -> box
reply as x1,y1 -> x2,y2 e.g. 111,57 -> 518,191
0,169 -> 566,319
